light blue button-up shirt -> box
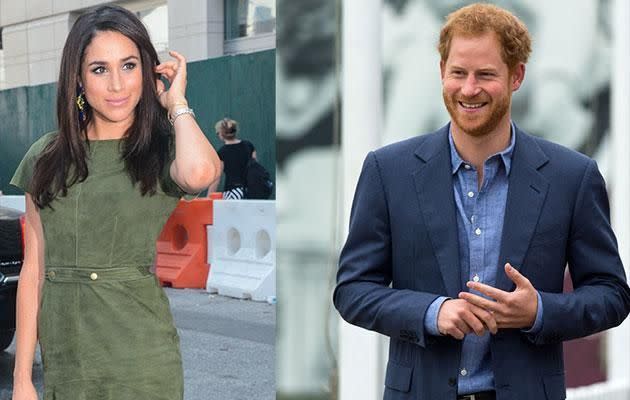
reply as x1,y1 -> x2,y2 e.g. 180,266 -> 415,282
423,124 -> 543,395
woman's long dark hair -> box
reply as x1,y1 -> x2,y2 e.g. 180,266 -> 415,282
31,5 -> 171,208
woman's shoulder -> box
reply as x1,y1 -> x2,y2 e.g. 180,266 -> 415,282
32,131 -> 58,150
10,131 -> 59,193
25,131 -> 59,158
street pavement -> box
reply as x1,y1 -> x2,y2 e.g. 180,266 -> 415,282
0,287 -> 276,399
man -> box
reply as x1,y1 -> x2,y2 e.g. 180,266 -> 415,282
333,3 -> 630,400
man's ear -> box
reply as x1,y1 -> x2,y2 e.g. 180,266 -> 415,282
511,63 -> 526,92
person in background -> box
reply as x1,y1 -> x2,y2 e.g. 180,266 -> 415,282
209,118 -> 257,199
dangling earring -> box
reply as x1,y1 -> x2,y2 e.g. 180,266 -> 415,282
76,85 -> 87,122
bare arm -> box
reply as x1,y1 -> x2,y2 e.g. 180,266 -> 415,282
155,51 -> 221,193
207,161 -> 224,194
169,112 -> 221,193
12,194 -> 45,399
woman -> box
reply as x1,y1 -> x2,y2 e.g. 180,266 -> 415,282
10,5 -> 220,400
209,118 -> 256,199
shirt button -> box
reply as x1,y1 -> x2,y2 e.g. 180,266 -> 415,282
48,270 -> 56,280
471,215 -> 476,223
467,191 -> 474,198
460,368 -> 468,376
475,228 -> 482,236
464,164 -> 471,170
473,274 -> 480,282
90,272 -> 98,281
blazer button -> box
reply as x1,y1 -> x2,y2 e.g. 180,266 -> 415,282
448,377 -> 457,387
90,272 -> 98,281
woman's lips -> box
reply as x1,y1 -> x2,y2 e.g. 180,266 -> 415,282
106,96 -> 129,106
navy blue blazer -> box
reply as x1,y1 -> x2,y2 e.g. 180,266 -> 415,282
334,124 -> 630,400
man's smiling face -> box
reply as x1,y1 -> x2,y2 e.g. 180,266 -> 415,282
440,31 -> 523,138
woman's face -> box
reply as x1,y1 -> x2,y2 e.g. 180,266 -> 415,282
80,30 -> 143,129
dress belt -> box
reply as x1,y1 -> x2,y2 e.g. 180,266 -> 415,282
45,266 -> 153,282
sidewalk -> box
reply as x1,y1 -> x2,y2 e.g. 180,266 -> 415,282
0,288 -> 276,400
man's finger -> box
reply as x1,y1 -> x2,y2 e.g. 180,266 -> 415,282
469,304 -> 498,334
504,263 -> 531,288
453,318 -> 472,337
447,327 -> 466,340
458,292 -> 501,313
464,282 -> 508,303
459,309 -> 486,336
440,319 -> 467,340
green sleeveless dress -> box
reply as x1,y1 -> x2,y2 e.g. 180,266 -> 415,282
10,132 -> 191,400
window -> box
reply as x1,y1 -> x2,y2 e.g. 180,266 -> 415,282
225,0 -> 276,40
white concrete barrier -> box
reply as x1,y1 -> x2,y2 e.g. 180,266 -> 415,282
0,195 -> 26,212
206,225 -> 213,264
206,200 -> 275,301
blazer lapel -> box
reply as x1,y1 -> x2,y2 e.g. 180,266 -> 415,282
495,128 -> 550,291
412,127 -> 461,298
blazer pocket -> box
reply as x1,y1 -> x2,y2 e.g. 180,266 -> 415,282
542,373 -> 566,400
385,360 -> 413,393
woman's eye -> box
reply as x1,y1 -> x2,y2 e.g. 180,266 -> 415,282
91,66 -> 106,74
123,62 -> 137,70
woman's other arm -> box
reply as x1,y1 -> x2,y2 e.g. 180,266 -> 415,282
12,194 -> 45,400
155,51 -> 221,193
207,161 -> 224,194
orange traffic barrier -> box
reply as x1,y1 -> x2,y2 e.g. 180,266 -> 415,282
155,194 -> 222,288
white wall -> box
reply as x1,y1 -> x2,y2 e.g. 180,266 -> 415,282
167,0 -> 224,62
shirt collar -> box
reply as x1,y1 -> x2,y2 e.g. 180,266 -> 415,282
449,122 -> 516,176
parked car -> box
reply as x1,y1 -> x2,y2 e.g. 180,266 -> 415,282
0,205 -> 24,351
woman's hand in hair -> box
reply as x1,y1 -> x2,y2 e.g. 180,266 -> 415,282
154,50 -> 189,114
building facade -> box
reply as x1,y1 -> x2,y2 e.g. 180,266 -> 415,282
0,0 -> 275,89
